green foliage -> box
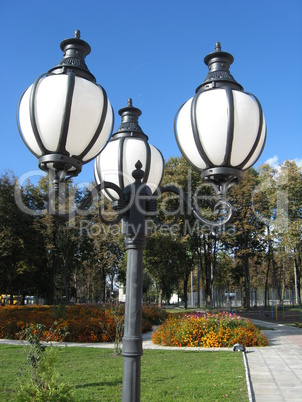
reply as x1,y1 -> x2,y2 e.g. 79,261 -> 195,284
0,160 -> 301,312
0,172 -> 48,297
19,324 -> 47,372
144,233 -> 191,305
17,323 -> 75,401
51,304 -> 67,320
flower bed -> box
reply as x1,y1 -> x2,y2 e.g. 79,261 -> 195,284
0,304 -> 167,343
151,312 -> 269,347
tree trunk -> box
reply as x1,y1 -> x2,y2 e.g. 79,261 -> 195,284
204,254 -> 211,308
294,258 -> 301,304
183,276 -> 188,309
210,238 -> 216,308
267,233 -> 282,302
197,259 -> 200,308
157,287 -> 163,308
272,258 -> 282,301
210,261 -> 214,308
63,261 -> 69,303
244,256 -> 250,308
281,262 -> 285,300
264,260 -> 270,308
102,267 -> 106,303
21,290 -> 26,305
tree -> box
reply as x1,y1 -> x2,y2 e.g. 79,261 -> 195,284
144,233 -> 190,306
156,156 -> 235,307
254,164 -> 281,306
276,161 -> 302,303
0,172 -> 47,302
73,193 -> 124,303
224,169 -> 265,308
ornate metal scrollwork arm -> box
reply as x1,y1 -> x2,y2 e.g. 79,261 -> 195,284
47,160 -> 236,231
47,181 -> 126,224
79,181 -> 126,225
153,178 -> 235,229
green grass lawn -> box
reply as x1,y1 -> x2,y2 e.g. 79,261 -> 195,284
0,344 -> 248,401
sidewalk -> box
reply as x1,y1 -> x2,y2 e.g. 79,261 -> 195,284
244,319 -> 302,402
1,320 -> 301,401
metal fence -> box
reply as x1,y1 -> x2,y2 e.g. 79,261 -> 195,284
187,288 -> 301,309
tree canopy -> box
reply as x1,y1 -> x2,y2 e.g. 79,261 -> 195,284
0,158 -> 301,308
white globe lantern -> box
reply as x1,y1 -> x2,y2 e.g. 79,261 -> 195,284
17,30 -> 114,183
175,42 -> 266,184
94,99 -> 164,201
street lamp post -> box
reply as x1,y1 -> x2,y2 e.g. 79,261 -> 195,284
94,99 -> 164,401
17,32 -> 266,402
119,161 -> 150,401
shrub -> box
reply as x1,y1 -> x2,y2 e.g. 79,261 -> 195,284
0,304 -> 167,343
151,312 -> 269,348
142,305 -> 167,326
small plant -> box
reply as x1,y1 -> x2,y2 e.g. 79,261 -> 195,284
112,306 -> 124,355
99,304 -> 124,355
17,322 -> 75,401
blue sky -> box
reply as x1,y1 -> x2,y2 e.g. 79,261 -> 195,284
1,0 -> 301,185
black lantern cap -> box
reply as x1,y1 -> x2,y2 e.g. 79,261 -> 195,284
195,42 -> 243,93
112,98 -> 148,140
48,30 -> 96,82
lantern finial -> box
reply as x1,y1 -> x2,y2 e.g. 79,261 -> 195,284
215,42 -> 221,51
195,42 -> 243,93
48,31 -> 95,82
132,160 -> 145,182
113,99 -> 147,139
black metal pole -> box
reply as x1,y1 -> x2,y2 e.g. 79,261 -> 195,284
121,233 -> 145,401
121,162 -> 150,402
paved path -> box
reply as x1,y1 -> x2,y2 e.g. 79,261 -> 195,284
244,319 -> 302,402
1,319 -> 301,401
